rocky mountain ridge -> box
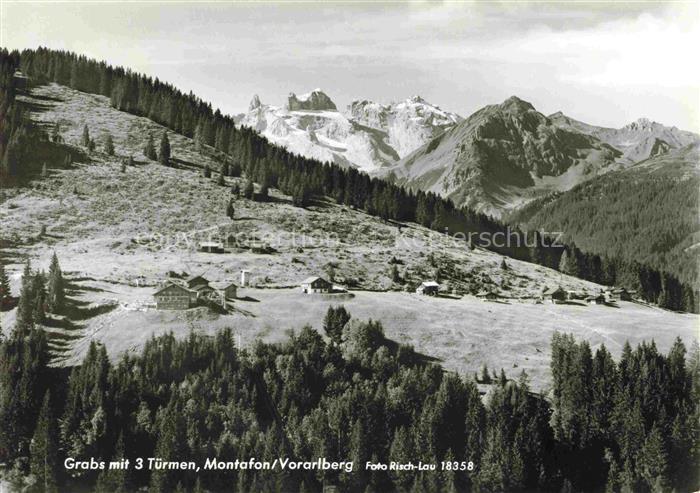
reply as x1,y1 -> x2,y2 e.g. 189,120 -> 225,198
237,90 -> 461,172
382,96 -> 622,217
547,113 -> 699,164
381,96 -> 699,217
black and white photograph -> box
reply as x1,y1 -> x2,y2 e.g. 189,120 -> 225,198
0,1 -> 698,492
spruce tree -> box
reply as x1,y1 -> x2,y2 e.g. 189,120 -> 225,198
47,252 -> 65,314
559,249 -> 576,276
638,425 -> 669,490
481,364 -> 492,384
30,392 -> 59,493
104,132 -> 115,155
81,124 -> 90,147
32,284 -> 46,325
226,200 -> 235,220
391,264 -> 401,283
95,434 -> 131,493
51,123 -> 62,143
158,131 -> 171,166
0,261 -> 11,309
143,133 -> 157,160
16,260 -> 35,330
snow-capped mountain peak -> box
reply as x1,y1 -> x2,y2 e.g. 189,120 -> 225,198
238,90 -> 462,172
349,96 -> 462,158
249,94 -> 262,111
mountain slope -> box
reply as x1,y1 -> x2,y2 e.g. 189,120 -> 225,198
508,143 -> 700,285
6,82 -> 608,297
384,96 -> 622,217
239,91 -> 461,172
2,82 -> 696,391
548,113 -> 699,164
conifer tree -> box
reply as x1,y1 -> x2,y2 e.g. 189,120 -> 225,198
559,249 -> 578,277
81,124 -> 90,147
158,131 -> 170,166
50,123 -> 62,143
143,133 -> 157,160
243,178 -> 255,199
0,261 -> 11,309
638,425 -> 669,490
481,364 -> 492,384
226,200 -> 235,220
390,264 -> 401,283
16,260 -> 35,330
150,403 -> 188,493
203,164 -> 211,178
46,252 -> 65,314
95,434 -> 131,493
30,392 -> 59,493
32,283 -> 46,325
104,132 -> 115,155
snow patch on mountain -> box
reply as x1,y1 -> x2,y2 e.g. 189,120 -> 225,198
238,91 -> 461,172
349,96 -> 462,158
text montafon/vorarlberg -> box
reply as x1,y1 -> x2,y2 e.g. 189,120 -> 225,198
63,457 -> 476,474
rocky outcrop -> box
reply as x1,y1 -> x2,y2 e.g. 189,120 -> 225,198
286,90 -> 337,111
249,94 -> 262,111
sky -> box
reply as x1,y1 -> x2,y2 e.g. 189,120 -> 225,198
1,1 -> 699,131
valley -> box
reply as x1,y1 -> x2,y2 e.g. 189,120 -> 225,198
1,82 -> 696,393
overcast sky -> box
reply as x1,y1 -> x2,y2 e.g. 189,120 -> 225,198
2,1 -> 699,130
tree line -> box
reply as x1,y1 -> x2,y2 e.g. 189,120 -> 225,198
0,290 -> 698,492
6,47 -> 697,312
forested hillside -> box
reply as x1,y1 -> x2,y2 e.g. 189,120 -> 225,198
1,286 -> 698,492
2,47 -> 696,312
509,144 -> 700,288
